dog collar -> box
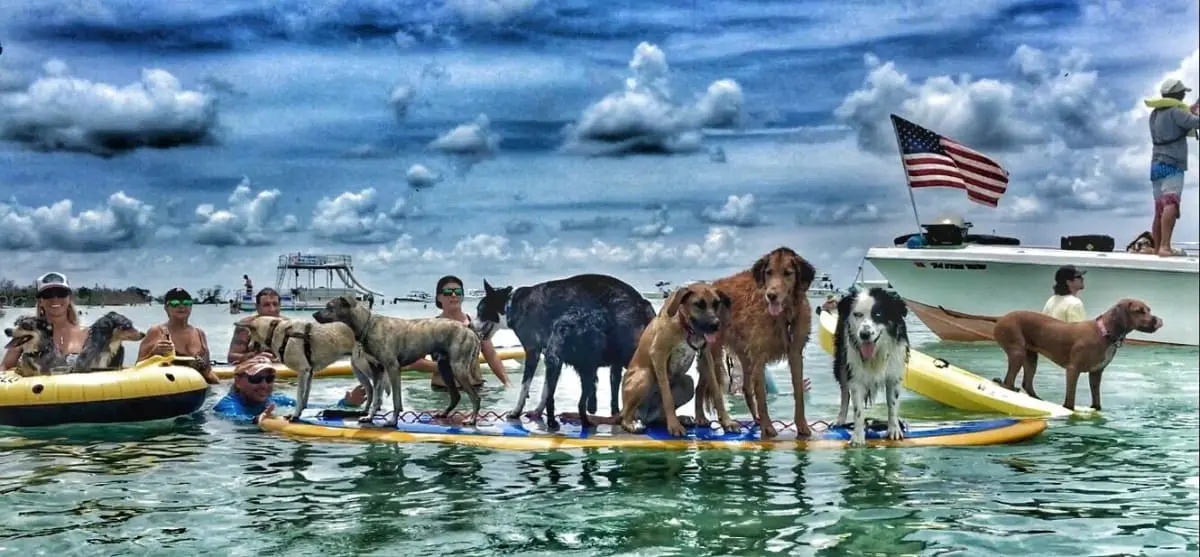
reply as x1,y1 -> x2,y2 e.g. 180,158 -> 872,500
1096,318 -> 1124,346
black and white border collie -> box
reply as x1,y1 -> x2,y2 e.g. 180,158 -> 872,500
833,287 -> 910,446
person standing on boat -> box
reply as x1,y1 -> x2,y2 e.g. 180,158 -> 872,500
1146,78 -> 1200,258
1043,265 -> 1087,322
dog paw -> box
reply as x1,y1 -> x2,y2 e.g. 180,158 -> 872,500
676,415 -> 696,428
357,416 -> 373,424
620,421 -> 644,434
666,421 -> 687,437
887,428 -> 904,441
1090,404 -> 1101,411
761,422 -> 778,438
546,417 -> 560,431
719,419 -> 741,433
794,423 -> 812,438
850,436 -> 867,448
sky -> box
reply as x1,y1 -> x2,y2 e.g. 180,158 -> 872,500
0,0 -> 1197,296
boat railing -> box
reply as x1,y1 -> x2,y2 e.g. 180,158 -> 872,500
278,254 -> 354,268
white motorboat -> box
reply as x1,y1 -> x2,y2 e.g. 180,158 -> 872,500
865,216 -> 1199,347
806,272 -> 839,299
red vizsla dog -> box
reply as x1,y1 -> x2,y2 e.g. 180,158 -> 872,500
992,299 -> 1162,410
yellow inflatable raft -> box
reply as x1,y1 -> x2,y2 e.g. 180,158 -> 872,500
0,355 -> 210,428
258,410 -> 1047,451
210,346 -> 527,380
815,309 -> 1090,418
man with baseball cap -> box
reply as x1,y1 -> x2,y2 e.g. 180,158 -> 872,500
136,287 -> 219,384
212,354 -> 296,423
1043,265 -> 1087,322
1146,77 -> 1200,257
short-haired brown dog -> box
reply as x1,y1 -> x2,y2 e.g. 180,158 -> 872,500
992,298 -> 1163,410
619,283 -> 738,436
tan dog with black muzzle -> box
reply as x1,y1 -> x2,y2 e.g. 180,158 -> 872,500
619,283 -> 738,436
238,315 -> 357,422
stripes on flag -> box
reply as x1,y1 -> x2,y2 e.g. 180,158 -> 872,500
890,114 -> 1010,208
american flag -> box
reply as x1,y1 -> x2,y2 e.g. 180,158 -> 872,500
891,114 -> 1009,208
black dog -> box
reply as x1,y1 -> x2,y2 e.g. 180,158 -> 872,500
476,274 -> 656,430
73,311 -> 146,372
4,315 -> 60,376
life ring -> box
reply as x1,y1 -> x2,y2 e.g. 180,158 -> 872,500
0,355 -> 211,428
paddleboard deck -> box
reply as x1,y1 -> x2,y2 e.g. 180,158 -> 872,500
209,346 -> 527,380
258,410 -> 1047,450
816,309 -> 1093,419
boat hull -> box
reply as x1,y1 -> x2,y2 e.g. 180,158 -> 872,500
867,246 -> 1199,347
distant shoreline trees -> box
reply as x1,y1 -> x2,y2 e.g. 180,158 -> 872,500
0,278 -> 227,307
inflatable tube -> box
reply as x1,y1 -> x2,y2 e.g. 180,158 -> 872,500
815,309 -> 1092,418
259,410 -> 1047,451
0,355 -> 210,428
210,346 -> 527,380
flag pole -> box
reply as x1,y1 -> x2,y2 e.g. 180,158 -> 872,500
890,114 -> 925,240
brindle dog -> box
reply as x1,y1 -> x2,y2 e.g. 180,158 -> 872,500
313,296 -> 484,426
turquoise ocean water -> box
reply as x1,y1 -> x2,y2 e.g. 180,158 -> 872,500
0,302 -> 1196,556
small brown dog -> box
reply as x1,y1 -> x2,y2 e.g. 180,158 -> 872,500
992,298 -> 1163,410
620,283 -> 736,436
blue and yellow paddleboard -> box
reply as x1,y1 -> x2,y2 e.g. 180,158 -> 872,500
258,411 -> 1046,451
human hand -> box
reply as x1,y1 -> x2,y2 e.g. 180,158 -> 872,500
151,339 -> 175,356
1191,102 -> 1199,115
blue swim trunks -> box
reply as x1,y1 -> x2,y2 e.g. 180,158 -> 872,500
1150,161 -> 1184,181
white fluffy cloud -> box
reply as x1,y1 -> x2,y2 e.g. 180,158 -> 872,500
0,59 -> 218,157
698,194 -> 764,227
0,192 -> 157,252
835,45 -> 1143,155
405,163 -> 441,191
310,188 -> 409,244
630,205 -> 673,238
192,177 -> 299,247
562,42 -> 744,156
361,226 -> 745,272
428,113 -> 500,156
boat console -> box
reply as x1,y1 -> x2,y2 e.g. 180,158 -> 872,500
892,215 -> 1020,248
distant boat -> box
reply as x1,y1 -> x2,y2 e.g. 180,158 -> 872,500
465,288 -> 486,299
806,272 -> 839,299
396,290 -> 433,303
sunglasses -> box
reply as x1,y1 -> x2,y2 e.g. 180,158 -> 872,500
239,374 -> 275,384
37,288 -> 70,299
440,287 -> 464,297
167,299 -> 194,307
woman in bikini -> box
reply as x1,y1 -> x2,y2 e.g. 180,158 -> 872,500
409,275 -> 510,390
137,287 -> 220,384
1,272 -> 90,371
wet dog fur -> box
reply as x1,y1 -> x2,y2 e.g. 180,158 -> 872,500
4,315 -> 60,376
73,311 -> 145,372
706,247 -> 816,438
475,274 -> 656,431
832,287 -> 910,446
992,298 -> 1163,410
620,283 -> 737,436
314,296 -> 484,426
239,314 -> 359,423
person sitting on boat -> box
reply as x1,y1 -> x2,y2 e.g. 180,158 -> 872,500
226,287 -> 283,364
1146,78 -> 1200,258
407,275 -> 511,390
1042,265 -> 1087,323
2,272 -> 92,371
136,287 -> 219,385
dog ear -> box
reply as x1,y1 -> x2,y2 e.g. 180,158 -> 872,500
484,279 -> 493,294
751,254 -> 769,287
883,289 -> 908,319
663,287 -> 690,318
1106,301 -> 1133,335
717,289 -> 733,322
835,289 -> 857,327
791,255 -> 816,297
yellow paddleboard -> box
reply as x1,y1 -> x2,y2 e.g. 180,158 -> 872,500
816,309 -> 1090,418
210,347 -> 526,380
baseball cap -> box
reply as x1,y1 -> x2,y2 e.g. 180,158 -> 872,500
164,287 -> 193,303
36,272 -> 72,296
1054,265 -> 1086,284
234,354 -> 276,377
1160,78 -> 1191,96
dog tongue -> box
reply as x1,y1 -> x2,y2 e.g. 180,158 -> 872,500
704,332 -> 717,344
859,341 -> 876,360
767,301 -> 784,316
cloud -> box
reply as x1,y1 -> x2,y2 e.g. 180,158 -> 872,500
428,113 -> 500,156
388,84 -> 415,122
0,191 -> 157,252
360,225 -> 746,273
834,45 -> 1140,156
405,163 -> 441,191
559,216 -> 630,231
0,59 -> 218,157
310,188 -> 408,244
561,41 -> 744,156
795,202 -> 902,226
443,0 -> 540,25
191,177 -> 299,247
698,194 -> 764,227
630,205 -> 673,238
504,219 -> 536,235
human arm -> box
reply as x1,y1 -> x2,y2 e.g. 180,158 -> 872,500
481,339 -> 510,387
1171,107 -> 1200,131
406,357 -> 439,374
195,328 -> 219,384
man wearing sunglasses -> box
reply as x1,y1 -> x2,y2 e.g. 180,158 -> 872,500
212,354 -> 296,423
137,288 -> 220,384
